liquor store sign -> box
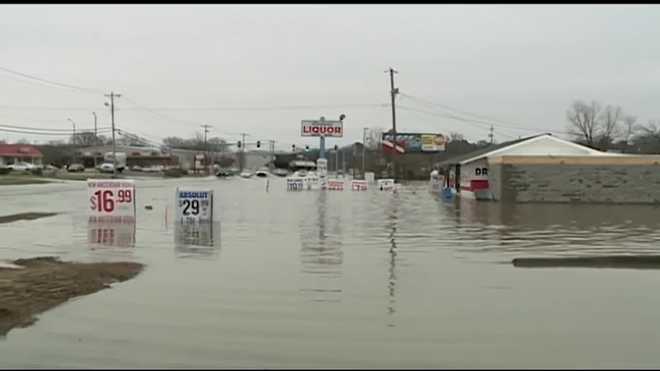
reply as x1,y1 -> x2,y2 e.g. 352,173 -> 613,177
88,179 -> 136,217
301,120 -> 343,137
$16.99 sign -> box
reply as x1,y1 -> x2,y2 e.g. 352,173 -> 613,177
88,179 -> 136,217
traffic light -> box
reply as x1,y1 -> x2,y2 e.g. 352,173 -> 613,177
237,141 -> 241,148
334,144 -> 338,151
256,140 -> 261,148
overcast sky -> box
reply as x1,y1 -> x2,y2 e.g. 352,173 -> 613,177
1,4 -> 660,150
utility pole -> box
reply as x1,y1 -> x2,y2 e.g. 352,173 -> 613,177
387,67 -> 399,180
341,148 -> 345,175
362,127 -> 367,179
201,124 -> 212,175
92,112 -> 98,167
104,92 -> 121,177
239,132 -> 249,173
269,140 -> 275,171
92,112 -> 98,142
489,125 -> 494,145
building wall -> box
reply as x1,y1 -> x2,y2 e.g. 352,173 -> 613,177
489,156 -> 660,204
459,158 -> 489,191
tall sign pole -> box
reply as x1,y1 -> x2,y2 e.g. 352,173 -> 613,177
318,116 -> 326,159
362,127 -> 367,178
387,67 -> 398,180
105,92 -> 121,177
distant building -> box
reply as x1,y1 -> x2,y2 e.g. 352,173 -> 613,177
0,144 -> 43,166
438,133 -> 634,202
77,145 -> 177,168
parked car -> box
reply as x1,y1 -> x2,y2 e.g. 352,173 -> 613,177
142,165 -> 164,173
8,162 -> 35,172
97,163 -> 115,173
131,165 -> 143,172
67,163 -> 85,172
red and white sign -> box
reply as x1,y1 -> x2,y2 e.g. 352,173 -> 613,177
301,120 -> 343,137
87,179 -> 136,217
327,179 -> 345,191
382,140 -> 405,154
351,180 -> 368,191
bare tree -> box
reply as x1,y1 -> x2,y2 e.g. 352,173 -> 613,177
364,127 -> 384,150
449,132 -> 465,142
566,100 -> 601,146
71,131 -> 103,146
623,115 -> 637,144
598,105 -> 623,146
632,120 -> 660,154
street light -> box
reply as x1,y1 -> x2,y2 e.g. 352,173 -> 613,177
67,118 -> 76,144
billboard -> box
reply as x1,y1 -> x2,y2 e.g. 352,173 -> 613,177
301,120 -> 343,137
381,132 -> 447,153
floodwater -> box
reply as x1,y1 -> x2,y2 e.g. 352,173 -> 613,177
2,177 -> 660,368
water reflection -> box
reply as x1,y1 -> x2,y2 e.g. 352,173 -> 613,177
445,199 -> 660,258
386,191 -> 399,327
299,191 -> 344,302
87,215 -> 136,248
174,221 -> 220,259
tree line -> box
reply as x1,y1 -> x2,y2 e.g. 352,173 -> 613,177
567,100 -> 660,153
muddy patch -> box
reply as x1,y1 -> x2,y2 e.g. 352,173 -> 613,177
513,255 -> 660,269
0,212 -> 58,224
0,256 -> 143,336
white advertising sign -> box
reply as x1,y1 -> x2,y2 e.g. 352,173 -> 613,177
377,179 -> 395,191
303,174 -> 319,190
287,177 -> 304,191
175,188 -> 214,222
88,179 -> 136,217
328,179 -> 345,191
301,120 -> 343,137
351,180 -> 368,191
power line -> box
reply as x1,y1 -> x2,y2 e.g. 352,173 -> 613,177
0,123 -> 112,132
114,103 -> 386,111
399,92 -> 574,137
396,105 -> 519,140
0,127 -> 112,136
121,96 -> 196,126
0,65 -> 104,95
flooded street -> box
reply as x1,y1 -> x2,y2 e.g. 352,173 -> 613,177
2,177 -> 660,368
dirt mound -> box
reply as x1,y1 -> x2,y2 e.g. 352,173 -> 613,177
0,256 -> 143,336
0,212 -> 58,224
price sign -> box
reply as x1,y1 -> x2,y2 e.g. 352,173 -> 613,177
377,179 -> 395,191
351,180 -> 368,191
175,188 -> 214,222
88,179 -> 136,217
287,178 -> 304,191
328,179 -> 344,191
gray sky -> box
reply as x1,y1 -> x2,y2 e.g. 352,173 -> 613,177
2,4 -> 660,150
